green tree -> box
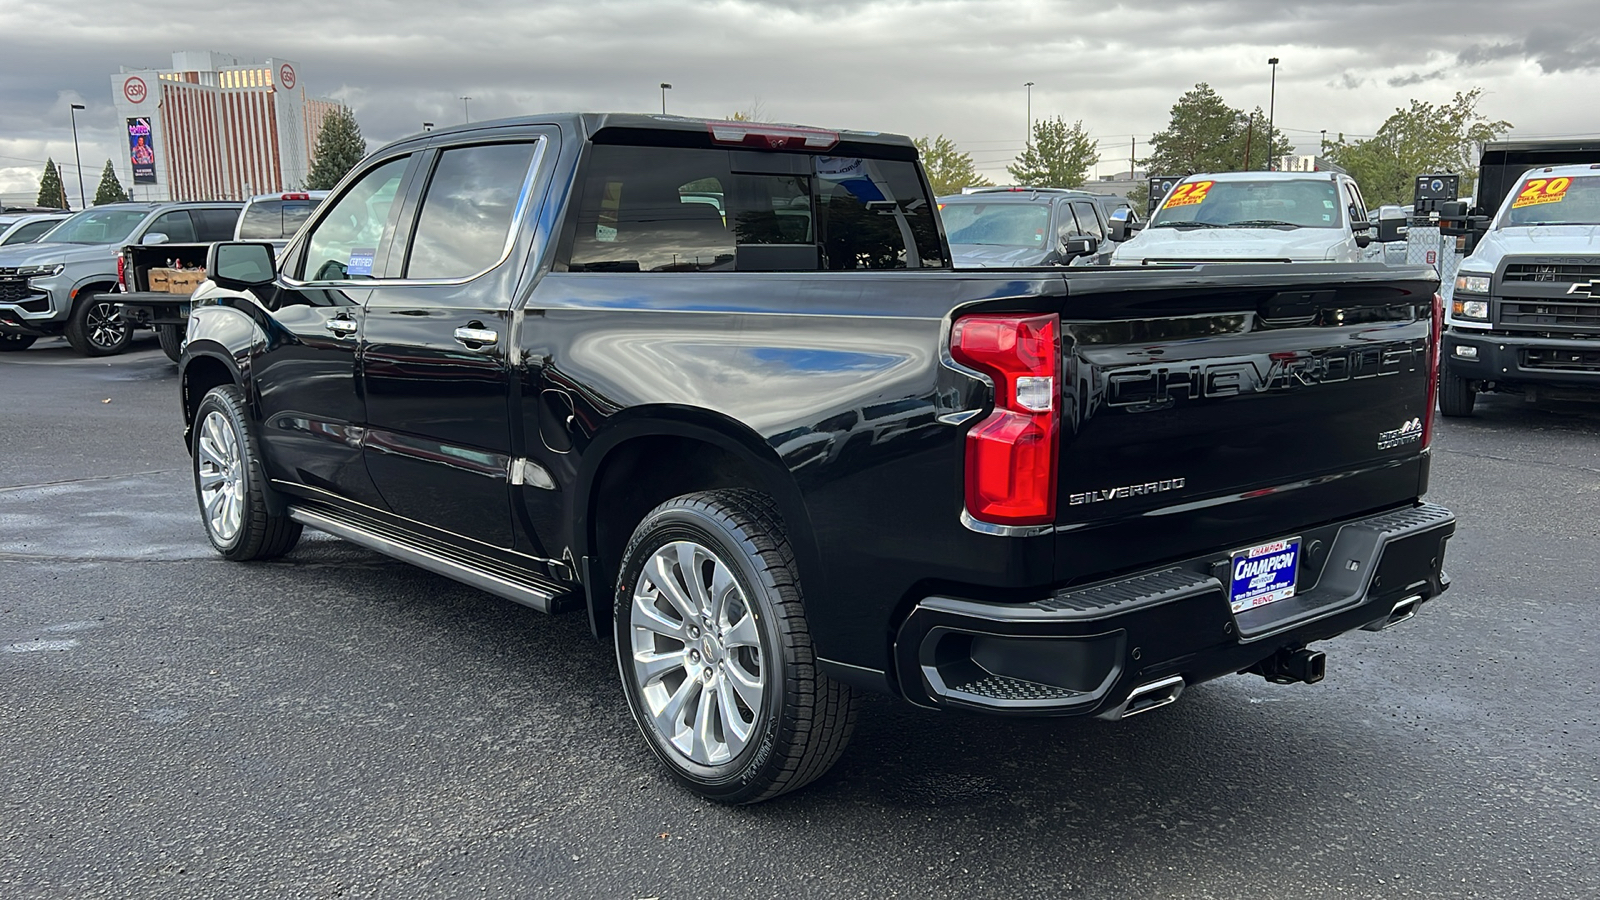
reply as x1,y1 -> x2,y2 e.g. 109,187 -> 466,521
1143,83 -> 1292,176
306,106 -> 368,191
1008,117 -> 1099,187
93,160 -> 129,204
36,159 -> 67,209
914,134 -> 992,195
1324,89 -> 1512,206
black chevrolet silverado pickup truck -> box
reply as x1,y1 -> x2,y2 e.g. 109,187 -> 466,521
178,114 -> 1455,803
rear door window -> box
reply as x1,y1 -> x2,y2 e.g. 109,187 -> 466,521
238,199 -> 320,241
193,208 -> 240,241
403,142 -> 540,280
565,145 -> 944,272
147,211 -> 197,243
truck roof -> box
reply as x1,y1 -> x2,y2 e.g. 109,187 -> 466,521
1511,162 -> 1600,178
380,113 -> 918,157
1180,171 -> 1342,183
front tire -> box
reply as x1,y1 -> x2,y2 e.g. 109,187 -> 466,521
0,333 -> 36,351
1438,364 -> 1476,417
192,384 -> 302,561
64,294 -> 132,356
613,489 -> 857,804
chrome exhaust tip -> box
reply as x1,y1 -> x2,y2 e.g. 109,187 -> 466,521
1100,674 -> 1185,720
1362,594 -> 1424,632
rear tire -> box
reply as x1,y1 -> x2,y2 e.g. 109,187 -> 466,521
64,293 -> 132,356
156,323 -> 184,363
0,333 -> 36,351
192,384 -> 302,561
1438,364 -> 1476,417
613,489 -> 857,804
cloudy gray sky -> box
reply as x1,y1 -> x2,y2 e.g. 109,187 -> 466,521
4,0 -> 1600,204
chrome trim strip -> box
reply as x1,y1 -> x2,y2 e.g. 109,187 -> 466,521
960,508 -> 1054,538
281,137 -> 548,290
288,506 -> 562,613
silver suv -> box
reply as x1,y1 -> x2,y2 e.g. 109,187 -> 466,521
0,201 -> 240,355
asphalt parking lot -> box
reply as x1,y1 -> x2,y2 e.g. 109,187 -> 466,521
2,338 -> 1597,900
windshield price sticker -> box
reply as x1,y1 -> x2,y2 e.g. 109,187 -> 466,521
1512,177 -> 1572,209
1228,537 -> 1302,613
1163,180 -> 1215,209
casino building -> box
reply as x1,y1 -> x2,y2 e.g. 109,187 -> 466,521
109,51 -> 342,201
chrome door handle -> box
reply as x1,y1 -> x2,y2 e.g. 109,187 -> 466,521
325,318 -> 357,335
453,326 -> 498,346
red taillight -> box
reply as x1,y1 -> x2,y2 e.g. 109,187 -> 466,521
1423,292 -> 1442,448
951,314 -> 1059,525
281,192 -> 310,200
117,254 -> 125,288
706,121 -> 839,151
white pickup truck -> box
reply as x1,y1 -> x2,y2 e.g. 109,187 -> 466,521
1111,171 -> 1396,265
1440,163 -> 1600,414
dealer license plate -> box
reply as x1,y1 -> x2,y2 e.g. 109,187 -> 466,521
1228,537 -> 1301,613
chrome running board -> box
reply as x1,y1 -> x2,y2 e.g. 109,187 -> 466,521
288,506 -> 570,614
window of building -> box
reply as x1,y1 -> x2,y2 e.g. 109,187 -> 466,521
404,143 -> 539,280
565,145 -> 943,272
299,156 -> 409,281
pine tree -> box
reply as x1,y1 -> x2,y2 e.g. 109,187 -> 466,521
306,106 -> 368,190
1008,118 -> 1100,188
94,160 -> 130,205
36,159 -> 67,209
1144,83 -> 1293,176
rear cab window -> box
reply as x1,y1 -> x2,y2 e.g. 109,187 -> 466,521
238,197 -> 324,241
563,131 -> 945,272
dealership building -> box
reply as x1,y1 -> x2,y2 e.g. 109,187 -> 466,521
109,51 -> 342,201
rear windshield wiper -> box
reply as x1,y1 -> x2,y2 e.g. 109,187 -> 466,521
1228,219 -> 1300,227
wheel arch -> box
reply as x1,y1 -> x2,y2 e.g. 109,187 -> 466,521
576,406 -> 824,643
179,345 -> 244,440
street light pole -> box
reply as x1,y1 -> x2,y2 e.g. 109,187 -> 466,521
460,97 -> 472,123
69,103 -> 86,209
1266,57 -> 1279,171
660,83 -> 672,114
1024,81 -> 1034,147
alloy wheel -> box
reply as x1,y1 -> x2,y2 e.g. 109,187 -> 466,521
629,540 -> 766,766
86,300 -> 127,350
195,410 -> 245,543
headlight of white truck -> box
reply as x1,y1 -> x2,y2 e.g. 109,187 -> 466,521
1454,274 -> 1490,295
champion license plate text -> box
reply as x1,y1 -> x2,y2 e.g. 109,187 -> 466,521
1228,537 -> 1302,614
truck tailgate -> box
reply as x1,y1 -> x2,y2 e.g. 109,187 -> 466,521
1051,264 -> 1439,582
